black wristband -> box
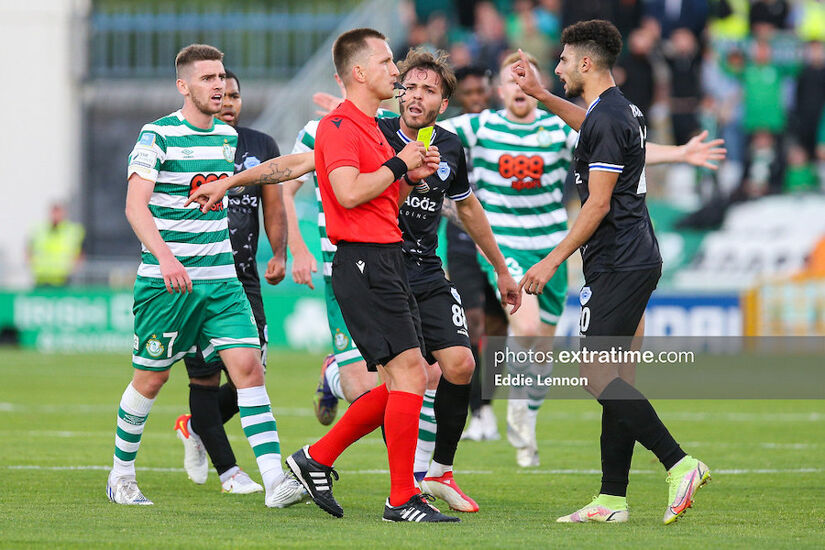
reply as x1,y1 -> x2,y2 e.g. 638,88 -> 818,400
382,156 -> 408,181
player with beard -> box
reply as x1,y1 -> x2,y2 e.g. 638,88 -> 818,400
290,52 -> 522,510
443,66 -> 507,444
511,20 -> 712,524
173,69 -> 290,495
439,52 -> 578,468
442,51 -> 727,468
189,29 -> 454,523
109,44 -> 310,508
380,48 -> 521,512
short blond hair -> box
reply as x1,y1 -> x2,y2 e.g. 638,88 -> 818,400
500,50 -> 540,74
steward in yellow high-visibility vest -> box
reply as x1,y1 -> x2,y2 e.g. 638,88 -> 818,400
29,204 -> 84,286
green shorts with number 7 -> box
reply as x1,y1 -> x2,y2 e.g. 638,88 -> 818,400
131,277 -> 260,371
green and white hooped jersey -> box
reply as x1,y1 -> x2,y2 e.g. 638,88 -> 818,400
127,110 -> 238,283
291,109 -> 398,280
440,109 -> 577,252
291,119 -> 333,279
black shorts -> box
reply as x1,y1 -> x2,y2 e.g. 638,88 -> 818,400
446,250 -> 487,311
579,265 -> 661,338
412,276 -> 472,365
332,241 -> 425,371
483,276 -> 507,321
184,287 -> 268,378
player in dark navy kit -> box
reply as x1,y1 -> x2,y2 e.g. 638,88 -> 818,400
174,69 -> 289,495
512,20 -> 712,525
377,48 -> 521,512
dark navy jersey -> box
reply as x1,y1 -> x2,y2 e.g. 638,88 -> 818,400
227,126 -> 280,290
573,87 -> 662,278
378,117 -> 471,287
445,220 -> 477,258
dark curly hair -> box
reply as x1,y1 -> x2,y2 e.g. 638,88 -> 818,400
560,20 -> 623,69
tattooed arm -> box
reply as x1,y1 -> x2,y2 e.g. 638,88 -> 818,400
184,151 -> 314,212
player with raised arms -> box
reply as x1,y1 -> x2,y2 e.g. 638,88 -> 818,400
108,44 -> 313,507
511,20 -> 713,524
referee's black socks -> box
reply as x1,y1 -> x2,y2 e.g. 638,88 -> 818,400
433,378 -> 472,466
598,378 -> 686,472
190,383 -> 237,476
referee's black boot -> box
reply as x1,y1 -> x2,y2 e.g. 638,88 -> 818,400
382,493 -> 460,523
286,445 -> 343,518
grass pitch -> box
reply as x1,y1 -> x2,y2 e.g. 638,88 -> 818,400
1,349 -> 823,548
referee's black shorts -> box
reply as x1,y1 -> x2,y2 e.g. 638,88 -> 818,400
579,265 -> 661,340
332,241 -> 425,371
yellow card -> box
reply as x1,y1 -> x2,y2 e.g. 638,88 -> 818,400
416,126 -> 434,150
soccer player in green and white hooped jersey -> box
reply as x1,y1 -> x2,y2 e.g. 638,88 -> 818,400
439,51 -> 576,469
440,50 -> 728,468
106,43 -> 309,507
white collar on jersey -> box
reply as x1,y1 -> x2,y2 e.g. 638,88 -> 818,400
396,126 -> 436,143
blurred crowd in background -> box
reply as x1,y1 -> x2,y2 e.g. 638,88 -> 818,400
24,0 -> 825,288
9,0 -> 825,346
399,0 -> 825,217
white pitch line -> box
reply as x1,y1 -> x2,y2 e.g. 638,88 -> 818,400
2,403 -> 822,422
0,403 -> 316,417
2,431 -> 821,453
5,465 -> 821,475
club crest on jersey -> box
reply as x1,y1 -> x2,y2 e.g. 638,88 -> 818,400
138,132 -> 155,147
145,335 -> 164,358
222,139 -> 234,162
537,127 -> 552,147
451,287 -> 463,305
334,329 -> 349,351
580,286 -> 592,306
243,156 -> 261,169
437,161 -> 450,181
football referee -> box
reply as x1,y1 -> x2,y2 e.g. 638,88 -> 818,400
282,29 -> 459,523
512,20 -> 711,525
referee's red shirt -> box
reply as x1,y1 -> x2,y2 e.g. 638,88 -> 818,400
316,99 -> 402,244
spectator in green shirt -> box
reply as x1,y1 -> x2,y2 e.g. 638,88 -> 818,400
725,38 -> 801,196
